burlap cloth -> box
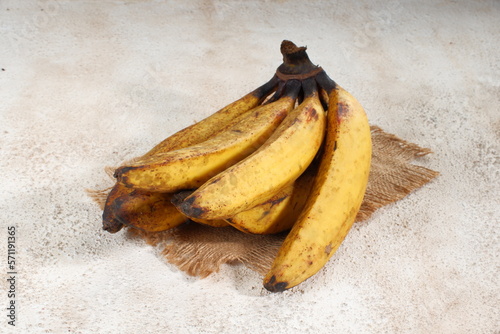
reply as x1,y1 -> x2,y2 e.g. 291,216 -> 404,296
90,125 -> 439,278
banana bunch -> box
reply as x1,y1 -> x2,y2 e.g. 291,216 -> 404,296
102,40 -> 372,292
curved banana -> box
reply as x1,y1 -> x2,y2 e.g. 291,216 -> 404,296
225,156 -> 319,234
170,191 -> 229,227
138,76 -> 279,159
112,190 -> 188,232
114,82 -> 300,192
102,76 -> 278,233
263,75 -> 372,292
225,183 -> 296,234
176,78 -> 326,220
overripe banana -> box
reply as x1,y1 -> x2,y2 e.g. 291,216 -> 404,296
136,76 -> 279,159
111,189 -> 228,231
114,81 -> 300,192
263,71 -> 372,292
102,76 -> 279,232
224,183 -> 296,234
175,78 -> 326,220
113,190 -> 188,232
170,190 -> 229,227
225,156 -> 319,234
101,40 -> 375,292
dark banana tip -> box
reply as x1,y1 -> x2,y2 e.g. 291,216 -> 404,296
102,217 -> 124,233
102,202 -> 124,233
263,275 -> 289,293
172,194 -> 205,219
170,190 -> 194,206
113,166 -> 133,180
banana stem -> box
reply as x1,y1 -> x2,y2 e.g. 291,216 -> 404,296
277,40 -> 320,76
264,80 -> 287,104
314,70 -> 337,95
263,41 -> 339,109
282,80 -> 302,99
273,40 -> 337,101
264,78 -> 301,104
246,41 -> 334,107
253,75 -> 280,101
301,77 -> 318,99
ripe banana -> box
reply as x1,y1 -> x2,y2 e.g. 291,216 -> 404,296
114,81 -> 300,192
176,78 -> 326,220
101,40 -> 376,292
170,190 -> 229,227
137,76 -> 279,159
102,76 -> 278,233
112,190 -> 188,232
224,183 -> 296,234
263,73 -> 372,292
225,156 -> 319,234
111,189 -> 228,231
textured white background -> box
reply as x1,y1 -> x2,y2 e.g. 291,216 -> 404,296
1,0 -> 499,333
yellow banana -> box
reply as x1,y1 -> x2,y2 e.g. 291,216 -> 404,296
137,76 -> 279,158
225,183 -> 296,234
114,82 -> 300,192
111,189 -> 228,230
112,190 -> 188,232
170,191 -> 229,227
225,156 -> 319,234
102,76 -> 278,233
176,78 -> 326,220
263,74 -> 372,292
100,39 -> 379,292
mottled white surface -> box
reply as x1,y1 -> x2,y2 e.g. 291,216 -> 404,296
1,1 -> 499,333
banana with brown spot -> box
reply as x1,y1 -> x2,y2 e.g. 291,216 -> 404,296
114,81 -> 300,192
102,76 -> 278,233
176,78 -> 326,220
225,155 -> 319,234
263,74 -> 372,292
137,76 -> 279,159
112,190 -> 187,232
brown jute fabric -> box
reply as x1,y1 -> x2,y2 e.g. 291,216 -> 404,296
88,125 -> 439,277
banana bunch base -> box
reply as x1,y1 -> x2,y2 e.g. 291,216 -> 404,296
102,41 -> 372,292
